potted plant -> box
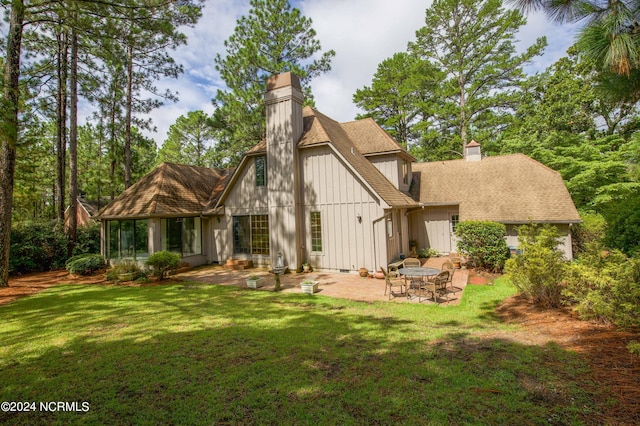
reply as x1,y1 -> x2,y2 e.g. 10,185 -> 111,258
246,275 -> 263,289
358,267 -> 369,278
302,261 -> 312,273
300,279 -> 319,294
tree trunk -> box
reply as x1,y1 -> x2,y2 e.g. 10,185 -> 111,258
68,26 -> 79,256
124,43 -> 133,189
56,29 -> 68,225
0,0 -> 25,287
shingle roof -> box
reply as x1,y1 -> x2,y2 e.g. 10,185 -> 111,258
412,154 -> 581,223
341,118 -> 414,161
96,162 -> 232,219
298,107 -> 416,208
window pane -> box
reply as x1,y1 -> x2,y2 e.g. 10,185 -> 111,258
251,215 -> 270,255
135,220 -> 148,258
182,217 -> 201,256
166,218 -> 183,254
120,220 -> 135,258
255,156 -> 266,186
311,211 -> 322,252
233,216 -> 251,254
108,221 -> 119,259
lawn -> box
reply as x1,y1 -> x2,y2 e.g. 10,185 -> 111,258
0,279 -> 599,425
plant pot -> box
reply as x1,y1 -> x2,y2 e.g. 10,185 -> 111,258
246,278 -> 263,289
118,272 -> 138,282
300,281 -> 319,294
358,267 -> 369,278
373,271 -> 384,279
302,265 -> 311,273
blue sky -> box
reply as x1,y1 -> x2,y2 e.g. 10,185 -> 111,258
141,0 -> 580,146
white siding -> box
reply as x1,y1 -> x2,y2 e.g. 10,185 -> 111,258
506,224 -> 573,260
368,154 -> 412,193
300,146 -> 387,272
410,206 -> 458,254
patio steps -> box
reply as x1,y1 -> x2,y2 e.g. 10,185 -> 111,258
224,259 -> 253,270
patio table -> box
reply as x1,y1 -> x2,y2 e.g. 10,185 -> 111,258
398,267 -> 440,301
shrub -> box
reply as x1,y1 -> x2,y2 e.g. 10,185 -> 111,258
66,254 -> 105,275
72,224 -> 101,256
603,190 -> 640,256
417,247 -> 439,258
564,249 -> 640,328
505,224 -> 568,308
145,251 -> 180,280
571,211 -> 607,257
454,221 -> 509,272
9,221 -> 67,274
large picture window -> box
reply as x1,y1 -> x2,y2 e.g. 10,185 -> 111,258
161,217 -> 202,256
106,219 -> 149,259
310,211 -> 322,252
233,215 -> 269,255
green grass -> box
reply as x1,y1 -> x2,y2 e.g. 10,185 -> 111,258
0,278 -> 597,425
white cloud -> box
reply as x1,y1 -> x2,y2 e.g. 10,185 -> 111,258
139,0 -> 580,145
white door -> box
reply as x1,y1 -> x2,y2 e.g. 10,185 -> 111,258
449,213 -> 459,252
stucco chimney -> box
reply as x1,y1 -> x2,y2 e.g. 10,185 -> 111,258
264,72 -> 304,268
464,140 -> 482,162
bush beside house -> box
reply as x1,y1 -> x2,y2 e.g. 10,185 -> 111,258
455,221 -> 509,272
146,251 -> 181,280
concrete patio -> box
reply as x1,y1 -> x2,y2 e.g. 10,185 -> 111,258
175,257 -> 468,305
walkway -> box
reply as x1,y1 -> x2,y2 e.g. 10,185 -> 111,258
176,257 -> 468,305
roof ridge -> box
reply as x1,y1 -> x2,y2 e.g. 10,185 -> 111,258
149,162 -> 169,215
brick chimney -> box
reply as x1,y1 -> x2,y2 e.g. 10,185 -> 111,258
464,140 -> 482,162
264,72 -> 304,268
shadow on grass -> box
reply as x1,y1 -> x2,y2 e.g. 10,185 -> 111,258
0,283 -> 598,425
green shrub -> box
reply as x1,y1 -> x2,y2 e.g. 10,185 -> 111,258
145,251 -> 180,280
417,247 -> 439,258
505,224 -> 568,308
73,224 -> 101,256
9,221 -> 68,274
454,221 -> 509,272
66,254 -> 105,275
564,249 -> 640,328
571,211 -> 607,257
106,259 -> 144,281
603,190 -> 640,256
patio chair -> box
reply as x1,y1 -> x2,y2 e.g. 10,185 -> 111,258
432,270 -> 450,302
403,258 -> 421,268
381,267 -> 406,300
441,261 -> 459,294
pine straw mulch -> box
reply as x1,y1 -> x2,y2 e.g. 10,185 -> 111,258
2,270 -> 639,423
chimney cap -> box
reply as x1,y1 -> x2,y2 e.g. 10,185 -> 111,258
267,72 -> 301,91
466,140 -> 481,147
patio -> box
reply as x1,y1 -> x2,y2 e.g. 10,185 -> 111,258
175,257 -> 469,305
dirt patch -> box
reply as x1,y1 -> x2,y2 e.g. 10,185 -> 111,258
1,270 -> 107,305
495,295 -> 640,425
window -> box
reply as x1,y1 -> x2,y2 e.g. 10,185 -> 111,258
233,215 -> 270,255
450,214 -> 460,233
310,211 -> 322,252
402,160 -> 409,185
161,217 -> 202,256
106,219 -> 149,259
386,215 -> 393,238
255,155 -> 266,186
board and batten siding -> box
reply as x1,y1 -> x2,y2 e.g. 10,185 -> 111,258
409,206 -> 459,254
368,154 -> 411,193
300,146 -> 387,272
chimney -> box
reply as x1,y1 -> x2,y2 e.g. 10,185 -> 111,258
264,72 -> 304,268
464,140 -> 481,162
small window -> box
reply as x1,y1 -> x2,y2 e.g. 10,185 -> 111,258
402,160 -> 409,185
451,214 -> 460,233
310,211 -> 322,252
255,155 -> 266,187
386,216 -> 393,238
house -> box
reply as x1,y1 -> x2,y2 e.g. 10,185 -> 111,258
64,197 -> 102,229
96,72 -> 580,271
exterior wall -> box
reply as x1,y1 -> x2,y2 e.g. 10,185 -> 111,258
300,146 -> 387,272
409,206 -> 459,254
219,159 -> 271,266
368,154 -> 411,193
506,223 -> 573,260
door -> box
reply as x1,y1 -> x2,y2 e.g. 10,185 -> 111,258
449,213 -> 459,252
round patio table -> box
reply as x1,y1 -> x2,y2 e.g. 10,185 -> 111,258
398,267 -> 440,300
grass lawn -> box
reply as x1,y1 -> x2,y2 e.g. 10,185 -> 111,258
0,278 -> 599,425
